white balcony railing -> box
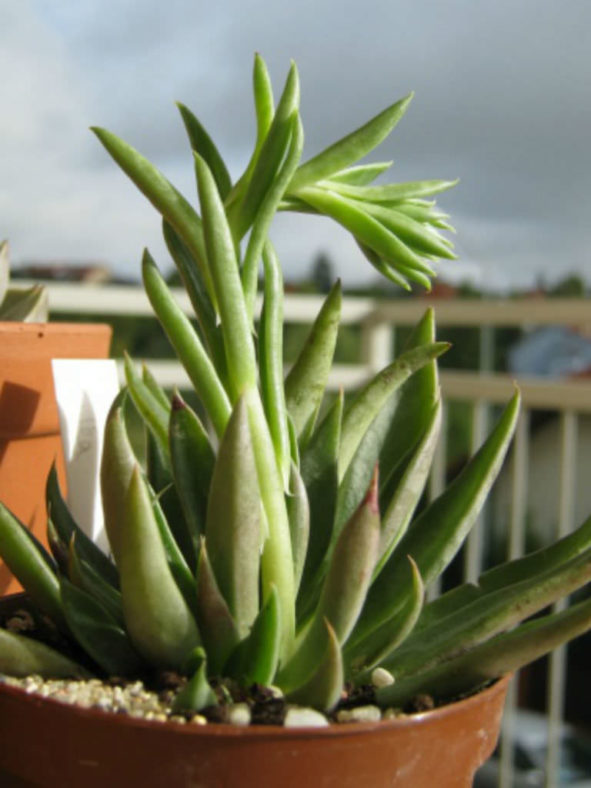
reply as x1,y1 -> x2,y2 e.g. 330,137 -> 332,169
43,281 -> 591,787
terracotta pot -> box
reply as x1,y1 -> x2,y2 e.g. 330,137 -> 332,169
0,670 -> 510,787
0,323 -> 112,595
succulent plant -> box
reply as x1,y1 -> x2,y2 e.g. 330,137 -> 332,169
1,55 -> 591,716
0,240 -> 48,321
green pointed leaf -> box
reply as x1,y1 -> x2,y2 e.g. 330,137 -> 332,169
0,503 -> 65,630
91,126 -> 214,299
119,466 -> 200,669
286,463 -> 310,595
229,62 -> 300,240
177,102 -> 232,199
141,250 -> 231,437
100,395 -> 137,564
385,539 -> 591,681
289,94 -> 412,191
226,585 -> 281,686
195,540 -> 240,674
281,471 -> 379,690
173,648 -> 218,712
169,392 -> 215,547
328,178 -> 459,203
0,629 -> 90,679
194,153 -> 257,400
328,161 -> 393,186
46,463 -> 119,587
376,596 -> 591,709
295,187 -> 438,280
378,308 -> 440,497
339,341 -> 449,479
242,115 -> 303,315
124,354 -> 170,460
285,281 -> 342,441
286,620 -> 344,712
258,242 -> 291,481
162,219 -> 226,374
351,390 -> 520,650
376,400 -> 442,575
141,363 -> 171,411
60,576 -> 143,676
349,557 -> 424,674
297,391 -> 343,618
205,395 -> 261,637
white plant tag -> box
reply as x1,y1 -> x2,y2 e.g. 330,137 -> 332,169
52,359 -> 120,553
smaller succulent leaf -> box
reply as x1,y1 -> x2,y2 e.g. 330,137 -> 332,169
376,595 -> 591,709
173,648 -> 218,712
286,462 -> 310,595
295,187 -> 438,281
91,126 -> 214,298
177,101 -> 232,199
150,488 -> 198,612
348,557 -> 424,674
169,391 -> 215,547
350,390 -> 520,650
47,463 -> 119,587
0,629 -> 90,679
242,114 -> 303,316
195,540 -> 240,674
286,620 -> 344,712
145,426 -> 197,572
141,363 -> 171,411
296,391 -> 343,618
141,250 -> 232,437
70,550 -> 125,627
338,341 -> 449,479
60,576 -> 144,676
376,400 -> 442,575
226,585 -> 281,686
282,470 -> 379,690
284,280 -> 342,442
377,308 -> 439,494
328,178 -> 459,203
205,395 -> 261,637
288,94 -> 412,191
0,502 -> 65,631
119,466 -> 200,669
124,354 -> 170,461
258,242 -> 291,481
194,153 -> 258,400
229,62 -> 300,240
100,393 -> 137,564
162,220 -> 226,375
328,161 -> 393,187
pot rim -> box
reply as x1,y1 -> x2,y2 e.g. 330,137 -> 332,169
0,671 -> 512,741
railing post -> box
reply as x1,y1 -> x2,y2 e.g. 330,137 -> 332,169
360,311 -> 394,374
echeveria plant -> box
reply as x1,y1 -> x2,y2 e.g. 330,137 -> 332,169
1,56 -> 591,716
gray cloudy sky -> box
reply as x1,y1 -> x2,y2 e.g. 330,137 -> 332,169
2,0 -> 590,290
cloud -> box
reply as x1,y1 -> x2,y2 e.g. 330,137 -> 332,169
2,0 -> 590,289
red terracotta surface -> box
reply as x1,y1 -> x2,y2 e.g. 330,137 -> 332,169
0,674 -> 510,788
0,323 -> 112,594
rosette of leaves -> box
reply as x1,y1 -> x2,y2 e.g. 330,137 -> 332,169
1,56 -> 591,715
0,240 -> 48,321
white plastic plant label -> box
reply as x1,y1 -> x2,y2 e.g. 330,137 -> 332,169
52,358 -> 120,554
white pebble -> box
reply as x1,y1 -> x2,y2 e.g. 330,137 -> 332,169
371,667 -> 395,688
284,707 -> 329,728
336,705 -> 382,723
228,703 -> 251,726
